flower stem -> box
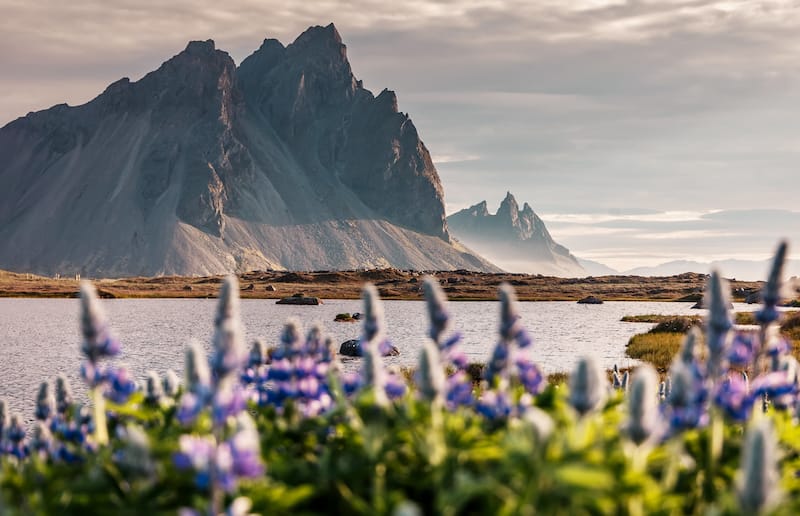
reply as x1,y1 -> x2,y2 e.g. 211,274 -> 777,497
91,387 -> 108,446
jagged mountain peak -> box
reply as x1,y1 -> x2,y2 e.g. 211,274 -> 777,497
447,193 -> 585,277
0,25 -> 494,276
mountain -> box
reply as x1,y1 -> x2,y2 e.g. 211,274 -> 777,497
577,258 -> 619,276
0,24 -> 498,276
446,192 -> 586,277
624,259 -> 800,281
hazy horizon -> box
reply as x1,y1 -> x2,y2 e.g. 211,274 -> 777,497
2,0 -> 797,271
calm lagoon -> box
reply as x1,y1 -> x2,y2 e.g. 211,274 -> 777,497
0,297 -> 737,416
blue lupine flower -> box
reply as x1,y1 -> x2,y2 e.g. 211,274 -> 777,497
79,282 -> 120,364
445,371 -> 474,409
106,365 -> 137,404
568,356 -> 607,416
751,371 -> 796,410
55,374 -> 74,415
35,381 -> 55,421
484,340 -> 509,386
228,414 -> 264,479
6,414 -> 27,459
114,424 -> 154,477
30,421 -> 53,457
756,241 -> 787,326
476,390 -> 512,420
664,360 -> 708,434
516,356 -> 544,396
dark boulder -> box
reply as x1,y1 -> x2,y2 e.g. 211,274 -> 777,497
338,339 -> 400,357
577,295 -> 603,305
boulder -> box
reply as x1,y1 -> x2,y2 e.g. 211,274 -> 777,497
577,295 -> 603,305
338,339 -> 400,357
276,293 -> 322,305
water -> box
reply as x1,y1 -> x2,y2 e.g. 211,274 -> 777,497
0,297 -> 748,416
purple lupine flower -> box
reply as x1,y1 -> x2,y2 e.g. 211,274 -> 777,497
212,380 -> 247,426
705,271 -> 732,379
729,331 -> 759,369
568,356 -> 607,416
35,381 -> 55,421
174,434 -> 216,483
247,339 -> 268,369
55,374 -> 74,415
177,392 -> 205,426
756,241 -> 787,326
80,360 -> 108,388
516,356 -> 544,396
751,371 -> 796,410
79,281 -> 120,364
624,365 -> 660,445
737,418 -> 782,513
106,365 -> 137,404
228,414 -> 265,479
445,371 -> 474,409
163,369 -> 181,398
612,371 -> 622,390
714,376 -> 753,422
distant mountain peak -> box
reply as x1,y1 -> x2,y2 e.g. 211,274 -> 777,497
447,193 -> 585,277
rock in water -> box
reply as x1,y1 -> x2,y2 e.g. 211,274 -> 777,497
577,296 -> 603,305
447,192 -> 585,277
338,339 -> 399,357
0,24 -> 498,277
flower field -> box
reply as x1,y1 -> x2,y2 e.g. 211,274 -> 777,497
1,243 -> 799,515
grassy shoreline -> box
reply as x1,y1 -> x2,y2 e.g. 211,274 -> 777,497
0,268 -> 769,302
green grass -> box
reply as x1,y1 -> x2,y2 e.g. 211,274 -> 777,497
620,314 -> 701,324
625,332 -> 687,371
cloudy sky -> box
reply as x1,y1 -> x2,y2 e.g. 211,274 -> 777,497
2,0 -> 798,272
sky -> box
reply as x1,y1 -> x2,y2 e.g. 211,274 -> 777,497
1,0 -> 798,272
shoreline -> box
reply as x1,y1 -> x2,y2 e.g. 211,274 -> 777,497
0,268 -> 766,302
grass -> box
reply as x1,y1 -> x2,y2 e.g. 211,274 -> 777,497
625,332 -> 687,371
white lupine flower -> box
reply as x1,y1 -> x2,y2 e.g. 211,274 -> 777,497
416,339 -> 445,405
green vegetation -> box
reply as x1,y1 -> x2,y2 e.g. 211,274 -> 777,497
626,332 -> 687,371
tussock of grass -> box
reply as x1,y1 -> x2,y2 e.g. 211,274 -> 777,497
625,332 -> 685,371
621,314 -> 699,324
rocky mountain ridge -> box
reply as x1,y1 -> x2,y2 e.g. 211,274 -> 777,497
447,192 -> 586,277
0,24 -> 497,276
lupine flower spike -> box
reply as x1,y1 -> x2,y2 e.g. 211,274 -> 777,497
360,284 -> 388,406
705,271 -> 732,379
757,241 -> 787,326
211,276 -> 246,381
569,356 -> 607,416
624,365 -> 659,446
55,374 -> 74,415
736,418 -> 781,514
35,381 -> 55,422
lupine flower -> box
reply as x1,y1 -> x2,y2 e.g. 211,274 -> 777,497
35,381 -> 55,421
516,355 -> 544,395
445,370 -> 474,409
624,365 -> 660,445
212,379 -> 247,426
523,406 -> 554,441
114,424 -> 154,477
729,331 -> 759,369
211,276 -> 246,380
360,284 -> 388,406
568,356 -> 607,416
184,340 -> 212,397
144,371 -> 165,405
416,339 -> 445,405
30,421 -> 52,457
163,369 -> 181,397
55,374 -> 74,415
228,414 -> 265,479
106,365 -> 137,404
750,370 -> 796,410
476,389 -> 513,420
756,241 -> 787,326
423,277 -> 451,344
620,371 -> 630,392
79,281 -> 120,365
6,414 -> 27,459
248,339 -> 268,369
705,271 -> 732,378
679,328 -> 700,366
0,399 -> 7,442
612,370 -> 622,390
736,418 -> 781,514
664,360 -> 707,433
714,376 -> 753,422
